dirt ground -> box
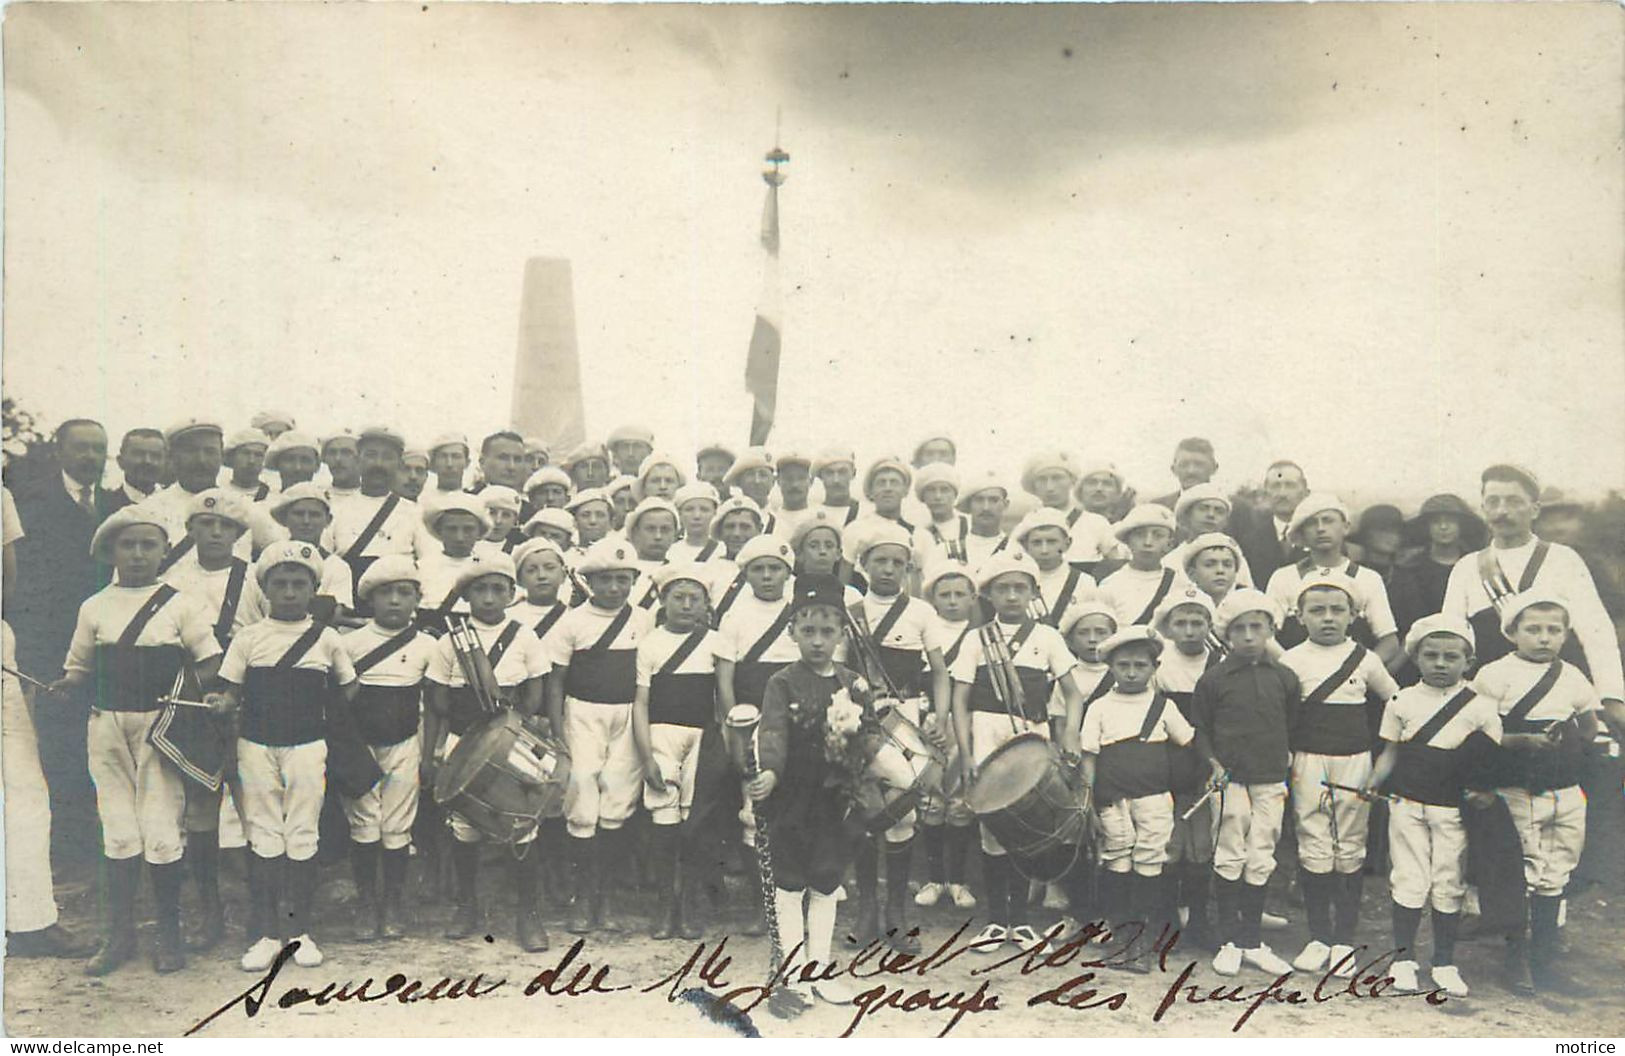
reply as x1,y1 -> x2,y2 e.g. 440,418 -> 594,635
7,841 -> 1624,1041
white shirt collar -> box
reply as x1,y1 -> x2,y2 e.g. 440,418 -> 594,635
63,471 -> 94,505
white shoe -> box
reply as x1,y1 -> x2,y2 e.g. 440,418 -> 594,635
1178,906 -> 1191,927
1009,924 -> 1042,948
1327,943 -> 1357,978
971,923 -> 1007,953
1243,944 -> 1293,975
1261,910 -> 1289,930
813,977 -> 857,1005
1431,964 -> 1469,997
1293,939 -> 1332,972
949,884 -> 977,909
1043,883 -> 1068,910
915,882 -> 945,907
1212,943 -> 1243,977
1389,959 -> 1419,992
240,937 -> 280,973
291,933 -> 324,968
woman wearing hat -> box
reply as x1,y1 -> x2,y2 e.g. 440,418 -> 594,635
1388,495 -> 1487,641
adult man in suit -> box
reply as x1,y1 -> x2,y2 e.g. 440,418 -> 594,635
7,419 -> 131,866
1236,460 -> 1310,587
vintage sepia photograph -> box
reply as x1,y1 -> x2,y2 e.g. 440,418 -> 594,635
1,0 -> 1621,1041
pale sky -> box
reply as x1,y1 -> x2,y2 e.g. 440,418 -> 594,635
3,2 -> 1621,506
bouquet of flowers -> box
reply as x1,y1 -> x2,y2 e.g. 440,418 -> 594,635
823,678 -> 882,792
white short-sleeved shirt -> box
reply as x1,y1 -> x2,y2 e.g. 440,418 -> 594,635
1280,639 -> 1399,705
949,619 -> 1078,686
218,617 -> 355,685
546,603 -> 653,667
161,555 -> 270,639
1098,565 -> 1185,628
427,616 -> 551,688
1059,506 -> 1118,565
962,531 -> 1010,569
326,492 -> 433,562
1080,688 -> 1196,753
65,584 -> 222,676
925,616 -> 974,669
1265,556 -> 1398,641
1033,562 -> 1097,629
341,621 -> 437,687
1155,646 -> 1215,696
636,625 -> 719,687
417,551 -> 496,615
713,592 -> 800,666
1380,682 -> 1502,749
1472,654 -> 1601,724
856,592 -> 933,653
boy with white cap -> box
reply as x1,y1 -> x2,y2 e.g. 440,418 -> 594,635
848,522 -> 948,953
479,485 -> 524,554
561,442 -> 613,493
957,470 -> 1013,568
222,429 -> 274,502
606,424 -> 655,478
1471,589 -> 1602,994
522,437 -> 550,476
715,535 -> 801,717
1170,484 -> 1255,586
207,540 -> 359,972
911,463 -> 969,566
622,497 -> 682,610
509,537 -> 572,641
845,457 -> 917,560
632,562 -> 719,940
1265,493 -> 1401,669
321,430 -> 362,507
768,448 -> 818,543
1079,625 -> 1196,970
634,452 -> 686,503
1098,505 -> 1182,627
266,482 -> 356,618
566,486 -> 615,551
695,441 -> 737,501
706,495 -> 769,624
524,465 -> 574,511
427,433 -> 470,494
546,538 -> 654,935
1152,587 -> 1223,950
162,488 -> 268,952
1012,507 -> 1098,631
52,504 -> 223,976
607,476 -> 638,533
396,449 -> 429,501
423,554 -> 552,951
1361,613 -> 1499,997
341,555 -> 436,942
417,493 -> 494,619
914,561 -> 980,911
1279,571 -> 1400,976
949,550 -> 1084,952
266,430 -> 322,490
813,448 -> 862,526
724,448 -> 777,529
1191,588 -> 1298,978
666,481 -> 723,564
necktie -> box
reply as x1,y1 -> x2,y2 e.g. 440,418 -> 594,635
78,485 -> 94,515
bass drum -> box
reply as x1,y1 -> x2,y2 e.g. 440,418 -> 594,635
965,733 -> 1088,881
434,709 -> 570,845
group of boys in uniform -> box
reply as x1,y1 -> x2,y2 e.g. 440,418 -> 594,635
24,417 -> 1622,1011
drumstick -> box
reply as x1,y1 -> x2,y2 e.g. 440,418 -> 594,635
1181,769 -> 1230,821
1320,779 -> 1398,803
3,665 -> 55,693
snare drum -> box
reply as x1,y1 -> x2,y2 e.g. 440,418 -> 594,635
856,698 -> 946,834
965,733 -> 1088,880
434,709 -> 571,844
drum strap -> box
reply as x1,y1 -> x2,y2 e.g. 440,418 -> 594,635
1135,691 -> 1170,741
1044,568 -> 1086,628
158,538 -> 195,574
213,560 -> 249,650
353,626 -> 419,675
711,575 -> 747,629
1303,644 -> 1368,708
344,494 -> 401,562
1505,661 -> 1563,725
119,585 -> 179,647
843,501 -> 860,526
1083,673 -> 1116,709
253,481 -> 269,502
695,539 -> 719,562
868,595 -> 911,649
657,629 -> 709,675
1066,507 -> 1082,529
991,535 -> 1010,554
1477,542 -> 1549,610
485,622 -> 522,669
1131,569 -> 1177,626
587,606 -> 634,653
274,623 -> 328,670
1411,687 -> 1477,746
943,624 -> 971,667
532,603 -> 567,640
742,605 -> 794,665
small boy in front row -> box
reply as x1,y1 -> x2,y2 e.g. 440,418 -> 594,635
1191,589 -> 1298,978
750,573 -> 873,1008
207,541 -> 358,973
1362,613 -> 1499,998
1079,625 -> 1195,971
1471,590 -> 1601,996
339,555 -> 436,942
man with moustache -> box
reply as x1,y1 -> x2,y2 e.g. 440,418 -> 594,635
1237,460 -> 1310,586
115,428 -> 167,504
329,426 -> 433,607
148,420 -> 282,570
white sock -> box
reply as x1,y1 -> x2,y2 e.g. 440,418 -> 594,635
806,888 -> 840,968
774,887 -> 806,973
